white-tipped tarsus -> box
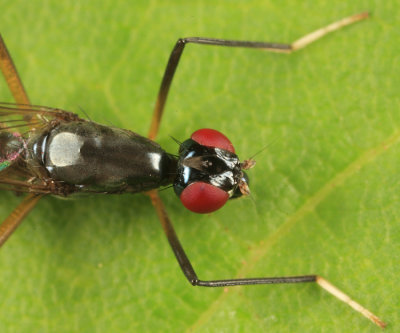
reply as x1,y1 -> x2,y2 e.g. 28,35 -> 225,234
316,276 -> 386,329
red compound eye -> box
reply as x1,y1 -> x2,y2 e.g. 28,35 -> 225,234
191,128 -> 235,153
180,182 -> 229,214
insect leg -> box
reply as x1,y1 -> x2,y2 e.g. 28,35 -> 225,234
147,189 -> 386,328
0,34 -> 30,105
0,35 -> 44,247
0,194 -> 42,247
148,12 -> 368,140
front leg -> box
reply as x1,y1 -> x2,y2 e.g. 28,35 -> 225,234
147,12 -> 369,140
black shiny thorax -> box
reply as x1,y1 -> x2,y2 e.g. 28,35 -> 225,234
29,121 -> 177,194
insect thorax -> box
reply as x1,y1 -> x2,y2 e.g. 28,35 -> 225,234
27,121 -> 177,195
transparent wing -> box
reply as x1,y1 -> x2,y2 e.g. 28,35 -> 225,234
0,169 -> 52,194
0,102 -> 80,193
0,102 -> 79,132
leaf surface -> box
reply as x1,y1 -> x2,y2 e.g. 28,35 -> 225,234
0,1 -> 398,332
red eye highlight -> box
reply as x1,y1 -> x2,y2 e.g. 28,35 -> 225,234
180,182 -> 229,214
191,128 -> 235,153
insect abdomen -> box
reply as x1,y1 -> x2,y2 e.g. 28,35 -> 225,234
0,132 -> 24,172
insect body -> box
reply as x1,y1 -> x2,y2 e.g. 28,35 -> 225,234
0,12 -> 386,328
0,105 -> 249,212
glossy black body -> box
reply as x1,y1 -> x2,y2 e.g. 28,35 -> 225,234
28,121 -> 177,194
1,108 -> 246,199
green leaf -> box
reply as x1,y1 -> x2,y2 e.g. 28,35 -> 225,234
0,1 -> 399,332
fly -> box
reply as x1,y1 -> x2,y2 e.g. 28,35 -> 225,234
0,12 -> 386,328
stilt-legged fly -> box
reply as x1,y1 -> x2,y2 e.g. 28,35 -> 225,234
0,12 -> 386,328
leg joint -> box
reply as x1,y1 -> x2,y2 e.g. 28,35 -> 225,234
190,278 -> 199,286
